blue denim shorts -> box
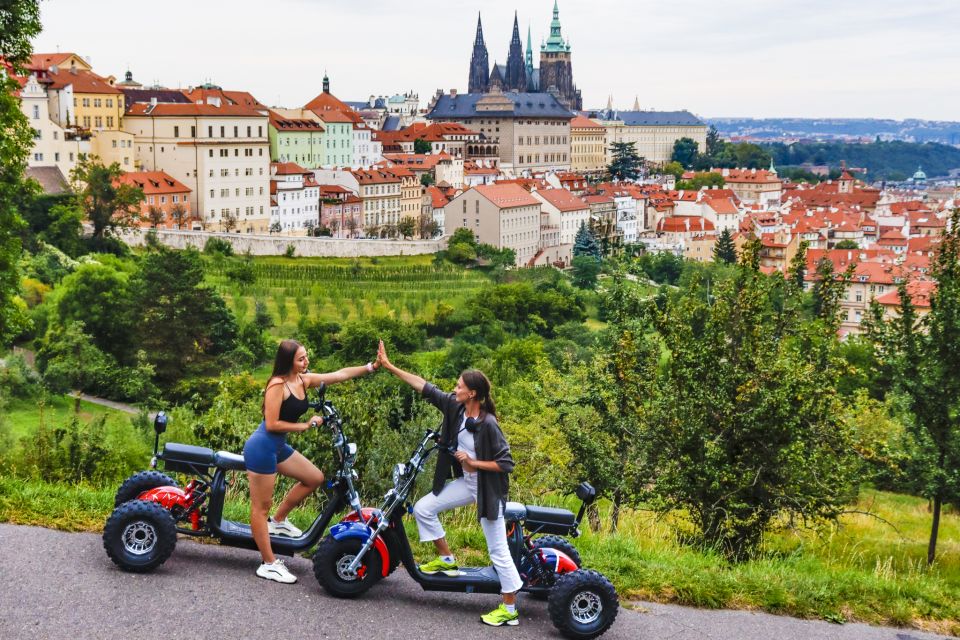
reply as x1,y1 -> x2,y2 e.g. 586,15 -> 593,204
242,421 -> 295,474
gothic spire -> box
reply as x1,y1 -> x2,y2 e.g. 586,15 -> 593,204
474,12 -> 485,46
504,10 -> 527,92
468,12 -> 490,93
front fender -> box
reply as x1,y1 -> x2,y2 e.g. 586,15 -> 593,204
538,547 -> 579,574
329,521 -> 390,577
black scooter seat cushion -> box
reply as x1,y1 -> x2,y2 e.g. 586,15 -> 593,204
214,450 -> 246,471
523,505 -> 576,534
162,443 -> 215,465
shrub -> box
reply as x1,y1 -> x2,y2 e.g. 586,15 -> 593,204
203,237 -> 234,256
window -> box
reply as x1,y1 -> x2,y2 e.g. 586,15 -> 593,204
190,126 -> 196,137
148,196 -> 155,204
53,131 -> 58,140
106,99 -> 113,108
245,168 -> 253,176
247,126 -> 251,137
32,105 -> 39,119
258,126 -> 263,137
82,98 -> 90,107
220,189 -> 229,197
174,126 -> 179,137
83,116 -> 91,127
210,189 -> 215,198
221,168 -> 229,177
220,126 -> 225,137
173,195 -> 178,203
93,98 -> 102,108
209,149 -> 214,157
220,149 -> 228,157
54,152 -> 60,161
208,126 -> 213,137
160,196 -> 167,204
112,140 -> 117,148
209,169 -> 213,177
106,116 -> 114,127
33,152 -> 42,161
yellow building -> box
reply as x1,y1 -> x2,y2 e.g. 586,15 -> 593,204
31,52 -> 125,132
597,109 -> 707,166
570,115 -> 606,175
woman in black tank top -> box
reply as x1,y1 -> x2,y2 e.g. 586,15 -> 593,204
245,339 -> 380,584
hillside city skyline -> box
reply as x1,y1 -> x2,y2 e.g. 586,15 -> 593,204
30,0 -> 960,121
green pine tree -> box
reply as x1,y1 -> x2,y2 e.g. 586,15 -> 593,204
712,228 -> 737,264
607,142 -> 642,182
573,222 -> 602,261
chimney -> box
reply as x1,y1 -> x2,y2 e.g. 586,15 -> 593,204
150,97 -> 157,106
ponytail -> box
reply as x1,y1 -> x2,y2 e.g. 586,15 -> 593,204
461,369 -> 497,419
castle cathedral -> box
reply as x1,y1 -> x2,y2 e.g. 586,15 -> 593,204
468,2 -> 582,111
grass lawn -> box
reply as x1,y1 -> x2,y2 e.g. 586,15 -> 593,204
2,395 -> 136,440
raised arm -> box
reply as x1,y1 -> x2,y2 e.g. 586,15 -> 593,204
303,361 -> 377,388
378,340 -> 426,393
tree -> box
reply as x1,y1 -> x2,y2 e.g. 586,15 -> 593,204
570,255 -> 601,289
0,0 -> 42,343
419,215 -> 440,239
573,221 -> 602,262
712,228 -> 737,264
169,203 -> 188,229
639,239 -> 858,558
222,211 -> 238,233
71,156 -> 143,240
705,125 -> 722,157
661,161 -> 684,180
413,138 -> 432,154
607,142 -> 642,182
420,173 -> 435,187
55,262 -> 134,362
880,209 -> 960,565
671,137 -> 700,169
834,239 -> 859,249
269,221 -> 282,234
397,216 -> 417,239
146,205 -> 164,229
676,172 -> 725,191
130,248 -> 237,390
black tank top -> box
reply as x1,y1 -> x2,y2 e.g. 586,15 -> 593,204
278,377 -> 310,423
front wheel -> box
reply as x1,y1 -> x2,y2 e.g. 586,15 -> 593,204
548,569 -> 619,640
313,535 -> 383,598
102,500 -> 177,572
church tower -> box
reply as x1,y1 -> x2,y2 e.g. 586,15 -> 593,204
539,1 -> 581,110
503,12 -> 527,93
525,25 -> 536,91
468,13 -> 490,94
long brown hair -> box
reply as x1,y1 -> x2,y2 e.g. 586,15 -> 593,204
461,369 -> 496,418
261,339 -> 302,415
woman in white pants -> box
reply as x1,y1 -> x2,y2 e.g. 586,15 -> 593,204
377,340 -> 523,627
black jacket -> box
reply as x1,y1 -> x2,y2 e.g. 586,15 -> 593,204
421,382 -> 514,521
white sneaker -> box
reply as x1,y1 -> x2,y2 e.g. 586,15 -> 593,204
268,517 -> 303,538
256,559 -> 297,584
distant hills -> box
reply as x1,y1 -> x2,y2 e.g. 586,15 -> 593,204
762,140 -> 960,182
708,118 -> 960,146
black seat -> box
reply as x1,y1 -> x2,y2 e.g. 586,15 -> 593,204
214,451 -> 246,471
523,505 -> 577,535
163,443 -> 214,464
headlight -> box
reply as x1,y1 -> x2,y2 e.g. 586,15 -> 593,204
392,463 -> 407,486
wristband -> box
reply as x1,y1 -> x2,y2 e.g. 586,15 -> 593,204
366,362 -> 375,373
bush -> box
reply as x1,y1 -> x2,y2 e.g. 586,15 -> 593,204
203,237 -> 234,256
284,244 -> 296,258
0,353 -> 41,399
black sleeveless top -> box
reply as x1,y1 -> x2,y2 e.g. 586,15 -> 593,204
278,377 -> 310,423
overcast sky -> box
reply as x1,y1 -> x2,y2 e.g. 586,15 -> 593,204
32,0 -> 960,121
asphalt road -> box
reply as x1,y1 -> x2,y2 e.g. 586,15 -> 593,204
0,523 -> 950,640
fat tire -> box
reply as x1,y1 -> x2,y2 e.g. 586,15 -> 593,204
547,569 -> 619,640
102,499 -> 177,573
529,535 -> 584,599
113,471 -> 179,507
313,535 -> 383,598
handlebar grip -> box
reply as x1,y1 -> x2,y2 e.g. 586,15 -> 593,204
310,420 -> 320,429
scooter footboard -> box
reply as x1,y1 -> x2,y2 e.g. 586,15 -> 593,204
329,521 -> 391,578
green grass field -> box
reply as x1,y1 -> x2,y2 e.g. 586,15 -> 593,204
2,395 -> 134,440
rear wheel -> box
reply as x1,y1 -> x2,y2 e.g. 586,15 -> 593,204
529,535 -> 583,599
113,471 -> 179,507
548,569 -> 619,640
313,535 -> 382,598
102,500 -> 177,572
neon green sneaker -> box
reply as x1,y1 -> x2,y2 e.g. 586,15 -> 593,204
418,557 -> 459,576
481,604 -> 519,627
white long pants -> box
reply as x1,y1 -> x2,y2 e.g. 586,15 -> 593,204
413,475 -> 524,594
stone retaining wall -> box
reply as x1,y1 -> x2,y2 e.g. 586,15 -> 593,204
117,228 -> 447,257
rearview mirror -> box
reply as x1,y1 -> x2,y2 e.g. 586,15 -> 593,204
575,482 -> 596,504
154,411 -> 168,435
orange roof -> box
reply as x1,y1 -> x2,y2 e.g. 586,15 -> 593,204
707,198 -> 738,215
382,153 -> 452,170
426,186 -> 450,209
879,228 -> 906,241
268,111 -> 324,132
29,52 -> 88,70
875,281 -> 936,309
570,115 -> 603,129
582,194 -> 614,205
353,168 -> 402,185
474,184 -> 540,209
305,90 -> 353,113
714,168 -> 781,184
657,216 -> 715,233
45,68 -> 121,94
126,102 -> 264,117
271,162 -> 311,176
116,170 -> 190,195
315,110 -> 356,124
537,188 -> 589,212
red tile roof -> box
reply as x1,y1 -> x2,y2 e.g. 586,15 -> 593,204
474,184 -> 541,209
116,170 -> 190,195
570,114 -> 603,129
875,281 -> 936,309
45,68 -> 121,94
271,162 -> 311,176
426,186 -> 450,209
536,188 -> 589,212
657,216 -> 715,233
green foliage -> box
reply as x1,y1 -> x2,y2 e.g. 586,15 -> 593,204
420,173 -> 435,187
397,216 -> 417,239
203,237 -> 234,256
55,262 -> 133,361
225,256 -> 255,285
713,228 -> 737,264
0,0 -> 41,345
834,239 -> 859,249
765,140 -> 960,181
20,199 -> 84,257
570,255 -> 601,289
671,137 -> 700,169
676,172 -> 726,191
0,352 -> 41,399
20,242 -> 77,285
632,251 -> 684,285
284,244 -> 296,258
636,241 -> 858,558
413,138 -> 432,154
446,240 -> 477,264
607,141 -> 642,181
70,156 -> 143,240
573,222 -> 601,262
662,161 -> 684,180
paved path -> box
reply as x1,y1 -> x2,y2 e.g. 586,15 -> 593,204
0,524 -> 950,640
